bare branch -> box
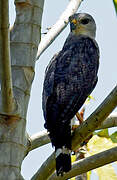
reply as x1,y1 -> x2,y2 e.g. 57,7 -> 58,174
72,85 -> 117,150
31,152 -> 55,180
28,113 -> 117,152
0,0 -> 14,113
36,0 -> 83,59
31,85 -> 117,179
49,146 -> 117,180
97,112 -> 117,129
28,130 -> 50,151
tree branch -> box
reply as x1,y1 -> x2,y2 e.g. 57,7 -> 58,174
31,85 -> 117,179
28,130 -> 50,151
36,0 -> 83,59
0,0 -> 14,113
31,152 -> 55,180
49,146 -> 117,180
97,112 -> 117,130
28,113 -> 117,152
72,85 -> 117,150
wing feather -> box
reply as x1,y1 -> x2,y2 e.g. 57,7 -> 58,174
42,35 -> 99,129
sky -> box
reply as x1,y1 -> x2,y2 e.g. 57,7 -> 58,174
9,0 -> 117,179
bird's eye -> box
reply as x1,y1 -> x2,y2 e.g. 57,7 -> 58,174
81,18 -> 90,25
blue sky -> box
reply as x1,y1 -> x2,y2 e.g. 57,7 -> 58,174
9,0 -> 117,179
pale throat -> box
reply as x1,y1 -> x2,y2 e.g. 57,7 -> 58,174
72,28 -> 96,39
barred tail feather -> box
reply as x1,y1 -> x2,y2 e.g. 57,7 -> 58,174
55,147 -> 71,176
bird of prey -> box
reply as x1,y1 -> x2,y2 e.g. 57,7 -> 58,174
42,13 -> 99,176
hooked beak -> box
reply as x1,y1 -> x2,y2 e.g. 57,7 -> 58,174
69,18 -> 77,31
70,22 -> 76,30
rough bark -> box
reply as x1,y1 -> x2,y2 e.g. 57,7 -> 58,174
0,0 -> 44,179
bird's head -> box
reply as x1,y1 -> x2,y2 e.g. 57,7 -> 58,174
69,13 -> 96,39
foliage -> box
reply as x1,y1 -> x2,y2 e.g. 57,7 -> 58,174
87,129 -> 117,179
110,131 -> 117,143
71,129 -> 117,180
85,95 -> 94,105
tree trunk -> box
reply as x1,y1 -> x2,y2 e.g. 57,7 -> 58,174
0,0 -> 44,179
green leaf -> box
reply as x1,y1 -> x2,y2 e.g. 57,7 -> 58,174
110,131 -> 117,143
113,0 -> 117,15
71,154 -> 76,163
70,177 -> 75,180
95,129 -> 109,138
95,164 -> 117,180
85,95 -> 94,105
86,133 -> 117,179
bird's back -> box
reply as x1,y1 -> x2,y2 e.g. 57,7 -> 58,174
42,34 -> 99,123
42,32 -> 99,176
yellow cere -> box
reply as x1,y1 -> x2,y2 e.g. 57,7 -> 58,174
71,19 -> 77,24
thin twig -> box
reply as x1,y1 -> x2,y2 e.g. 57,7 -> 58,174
76,112 -> 83,124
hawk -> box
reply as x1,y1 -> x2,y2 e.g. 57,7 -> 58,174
42,13 -> 99,176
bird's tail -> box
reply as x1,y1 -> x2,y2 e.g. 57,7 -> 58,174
55,147 -> 71,176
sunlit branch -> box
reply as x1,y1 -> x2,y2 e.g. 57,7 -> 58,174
28,113 -> 117,152
72,85 -> 117,150
36,0 -> 83,59
97,112 -> 117,129
28,130 -> 50,151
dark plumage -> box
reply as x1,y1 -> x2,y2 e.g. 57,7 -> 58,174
42,13 -> 99,176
